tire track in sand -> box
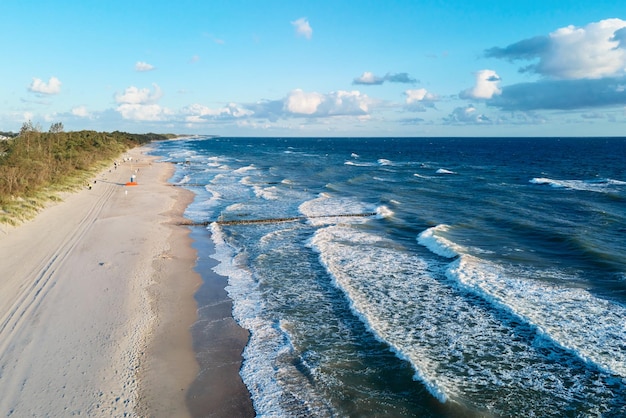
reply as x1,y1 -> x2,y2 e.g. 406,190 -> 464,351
0,181 -> 118,360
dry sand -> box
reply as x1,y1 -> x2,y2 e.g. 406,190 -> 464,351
0,146 -> 201,417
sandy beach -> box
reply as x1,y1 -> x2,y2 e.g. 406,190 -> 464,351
0,146 -> 201,416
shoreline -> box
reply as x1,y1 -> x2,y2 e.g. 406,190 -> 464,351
186,226 -> 255,417
134,150 -> 201,417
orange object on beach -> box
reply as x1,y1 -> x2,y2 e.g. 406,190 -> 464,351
125,181 -> 138,186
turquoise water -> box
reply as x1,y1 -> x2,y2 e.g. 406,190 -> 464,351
152,137 -> 626,417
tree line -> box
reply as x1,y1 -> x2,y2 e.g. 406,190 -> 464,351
0,125 -> 172,220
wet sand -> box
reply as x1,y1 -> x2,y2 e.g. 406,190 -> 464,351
186,226 -> 255,417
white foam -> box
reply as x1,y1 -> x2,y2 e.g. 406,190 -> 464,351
253,185 -> 280,201
417,225 -> 463,258
299,194 -> 373,226
309,226 -> 449,402
530,177 -> 626,193
233,164 -> 257,174
608,178 -> 626,185
436,168 -> 455,175
375,205 -> 394,219
344,160 -> 376,167
377,158 -> 393,166
413,173 -> 432,179
209,224 -> 289,417
177,175 -> 191,185
185,189 -> 222,220
310,225 -> 619,413
447,255 -> 626,377
169,150 -> 197,160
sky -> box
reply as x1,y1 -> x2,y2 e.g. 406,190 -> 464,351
2,0 -> 626,137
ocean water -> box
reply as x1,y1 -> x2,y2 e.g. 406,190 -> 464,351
151,137 -> 626,417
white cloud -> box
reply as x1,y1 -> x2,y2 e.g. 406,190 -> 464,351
405,88 -> 436,104
114,84 -> 169,121
486,18 -> 626,80
321,90 -> 371,115
354,72 -> 384,85
461,70 -> 502,99
283,89 -> 370,117
116,103 -> 170,121
115,83 -> 162,104
72,106 -> 90,117
291,17 -> 312,39
543,19 -> 626,79
445,105 -> 491,124
183,103 -> 253,122
135,61 -> 155,72
285,89 -> 324,114
28,76 -> 62,95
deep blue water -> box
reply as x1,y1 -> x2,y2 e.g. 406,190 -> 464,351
151,137 -> 626,417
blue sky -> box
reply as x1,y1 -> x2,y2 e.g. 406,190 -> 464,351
3,1 -> 626,136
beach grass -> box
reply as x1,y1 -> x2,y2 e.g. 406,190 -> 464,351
0,130 -> 170,225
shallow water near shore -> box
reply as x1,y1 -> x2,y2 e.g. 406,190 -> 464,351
185,226 -> 254,417
152,137 -> 626,417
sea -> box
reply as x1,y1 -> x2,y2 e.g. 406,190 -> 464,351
150,137 -> 626,417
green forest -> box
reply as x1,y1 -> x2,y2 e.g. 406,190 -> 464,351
0,127 -> 173,225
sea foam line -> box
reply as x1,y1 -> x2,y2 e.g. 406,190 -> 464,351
314,225 -> 623,414
418,224 -> 626,377
310,225 -> 626,413
447,255 -> 626,378
209,223 -> 290,417
530,177 -> 626,193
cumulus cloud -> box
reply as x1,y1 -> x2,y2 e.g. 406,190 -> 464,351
404,88 -> 436,111
283,89 -> 371,117
116,104 -> 170,121
285,89 -> 324,114
111,87 -> 374,126
29,76 -> 62,95
444,105 -> 491,124
135,61 -> 155,72
233,89 -> 373,122
461,69 -> 502,99
114,84 -> 169,121
291,17 -> 312,39
485,18 -> 626,80
481,19 -> 626,111
72,106 -> 90,118
354,72 -> 384,85
353,72 -> 417,85
182,103 -> 253,123
115,83 -> 163,104
405,88 -> 436,104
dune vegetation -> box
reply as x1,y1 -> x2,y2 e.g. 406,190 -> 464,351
0,124 -> 173,225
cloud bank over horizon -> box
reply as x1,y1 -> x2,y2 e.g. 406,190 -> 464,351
5,2 -> 626,136
480,18 -> 626,112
